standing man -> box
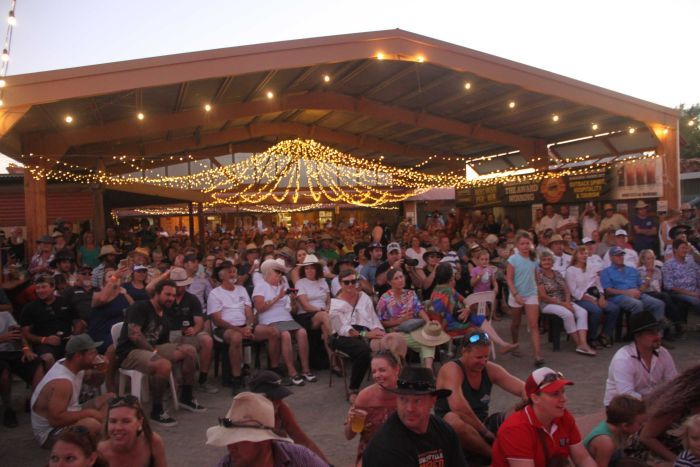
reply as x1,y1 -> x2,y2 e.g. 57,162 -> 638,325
599,203 -> 629,234
539,204 -> 563,235
600,247 -> 665,322
556,205 -> 579,236
363,366 -> 467,467
603,310 -> 677,406
116,280 -> 205,427
435,331 -> 525,460
631,200 -> 658,252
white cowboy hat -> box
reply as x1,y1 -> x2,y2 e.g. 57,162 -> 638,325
206,392 -> 292,447
260,258 -> 286,275
299,254 -> 320,266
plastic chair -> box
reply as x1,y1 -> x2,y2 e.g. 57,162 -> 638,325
110,322 -> 178,410
462,291 -> 497,360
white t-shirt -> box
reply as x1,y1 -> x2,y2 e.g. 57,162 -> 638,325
206,286 -> 252,328
405,247 -> 426,268
252,280 -> 293,325
539,214 -> 562,233
552,253 -> 571,275
582,216 -> 599,239
295,277 -> 329,313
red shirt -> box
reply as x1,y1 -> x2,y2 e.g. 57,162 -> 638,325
492,406 -> 581,466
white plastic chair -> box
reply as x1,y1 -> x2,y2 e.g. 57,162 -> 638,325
110,322 -> 178,410
462,291 -> 497,360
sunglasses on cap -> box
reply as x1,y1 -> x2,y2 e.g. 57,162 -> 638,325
217,417 -> 287,437
536,371 -> 565,392
465,331 -> 490,346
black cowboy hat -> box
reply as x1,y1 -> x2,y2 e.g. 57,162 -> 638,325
383,367 -> 451,398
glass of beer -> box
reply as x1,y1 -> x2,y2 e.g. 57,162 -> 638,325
351,409 -> 367,433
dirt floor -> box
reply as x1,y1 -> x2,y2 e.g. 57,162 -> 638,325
2,315 -> 699,467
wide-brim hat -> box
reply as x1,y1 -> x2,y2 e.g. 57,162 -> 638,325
260,258 -> 286,275
669,225 -> 691,239
206,392 -> 292,447
299,254 -> 320,266
549,234 -> 565,243
635,200 -> 649,209
603,203 -> 615,211
245,243 -> 259,252
170,267 -> 194,287
248,371 -> 293,401
132,247 -> 150,258
629,310 -> 661,335
36,235 -> 55,244
99,245 -> 120,258
383,366 -> 451,398
261,240 -> 275,249
410,321 -> 450,347
422,247 -> 444,261
50,250 -> 75,268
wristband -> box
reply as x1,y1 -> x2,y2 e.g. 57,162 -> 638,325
360,330 -> 367,338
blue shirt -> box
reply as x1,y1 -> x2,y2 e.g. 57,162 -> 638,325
662,257 -> 700,293
600,264 -> 642,291
507,253 -> 538,297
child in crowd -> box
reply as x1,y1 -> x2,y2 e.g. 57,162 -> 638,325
672,414 -> 700,467
584,394 -> 646,467
469,249 -> 498,318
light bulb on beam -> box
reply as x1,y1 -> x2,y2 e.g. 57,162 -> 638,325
137,112 -> 145,121
266,91 -> 274,99
204,104 -> 212,112
508,101 -> 516,109
65,115 -> 73,124
323,74 -> 330,83
552,114 -> 560,122
592,123 -> 599,131
464,82 -> 471,90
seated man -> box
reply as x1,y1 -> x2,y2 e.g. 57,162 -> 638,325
603,310 -> 677,406
363,366 -> 467,466
116,279 -> 204,427
662,238 -> 700,314
0,309 -> 43,428
600,247 -> 665,322
20,275 -> 77,369
61,265 -> 96,330
165,267 -> 217,394
435,330 -> 526,461
602,230 -> 639,269
30,334 -> 113,447
207,261 -> 281,394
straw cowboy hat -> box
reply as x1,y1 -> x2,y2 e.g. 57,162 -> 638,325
98,245 -> 120,258
634,200 -> 649,209
132,247 -> 150,258
169,267 -> 193,287
206,392 -> 292,447
410,321 -> 450,347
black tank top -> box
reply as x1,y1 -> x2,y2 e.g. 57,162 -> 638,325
434,359 -> 492,422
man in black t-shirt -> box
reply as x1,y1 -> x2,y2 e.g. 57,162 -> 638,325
61,265 -> 96,326
115,280 -> 205,427
363,367 -> 467,467
166,268 -> 217,394
20,275 -> 77,369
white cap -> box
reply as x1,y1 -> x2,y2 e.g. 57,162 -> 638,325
582,237 -> 594,245
615,229 -> 628,237
387,242 -> 401,253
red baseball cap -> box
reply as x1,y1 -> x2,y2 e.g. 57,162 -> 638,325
525,367 -> 574,398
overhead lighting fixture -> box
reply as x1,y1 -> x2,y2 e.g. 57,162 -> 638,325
1,49 -> 9,62
0,79 -> 5,88
662,128 -> 669,135
137,112 -> 145,121
416,55 -> 425,63
65,115 -> 73,124
7,11 -> 15,26
204,104 -> 212,112
591,123 -> 599,131
689,120 -> 696,127
376,52 -> 385,60
628,127 -> 636,134
508,101 -> 516,109
552,114 -> 560,122
266,91 -> 274,99
464,82 -> 471,90
323,74 -> 330,83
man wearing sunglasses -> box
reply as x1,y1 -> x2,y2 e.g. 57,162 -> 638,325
435,330 -> 526,462
492,367 -> 596,467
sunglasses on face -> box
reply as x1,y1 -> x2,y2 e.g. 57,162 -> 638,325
341,279 -> 359,285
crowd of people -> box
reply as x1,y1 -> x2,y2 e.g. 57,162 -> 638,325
0,201 -> 698,466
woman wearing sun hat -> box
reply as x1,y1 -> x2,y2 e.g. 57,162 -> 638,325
492,367 -> 596,467
206,392 -> 326,467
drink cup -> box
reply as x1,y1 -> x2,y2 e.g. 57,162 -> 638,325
92,354 -> 107,373
351,409 -> 367,433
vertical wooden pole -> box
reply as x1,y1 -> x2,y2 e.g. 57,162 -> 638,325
23,172 -> 48,259
188,203 -> 195,238
197,202 -> 206,257
93,160 -> 106,244
658,122 -> 681,210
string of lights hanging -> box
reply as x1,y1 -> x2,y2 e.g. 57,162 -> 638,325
0,0 -> 17,106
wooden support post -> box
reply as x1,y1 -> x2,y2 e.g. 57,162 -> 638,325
188,203 -> 195,238
658,123 -> 681,210
92,187 -> 106,245
23,172 -> 48,259
197,202 -> 206,257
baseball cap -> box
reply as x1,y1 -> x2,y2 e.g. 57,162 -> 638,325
525,367 -> 573,398
609,246 -> 626,256
368,242 -> 383,250
65,334 -> 102,355
387,242 -> 401,254
615,229 -> 628,237
581,237 -> 594,245
133,264 -> 148,272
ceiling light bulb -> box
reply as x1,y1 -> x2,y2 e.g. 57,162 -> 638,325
7,11 -> 15,26
1,49 -> 9,62
204,104 -> 212,112
662,128 -> 669,135
508,101 -> 516,109
376,53 -> 384,60
266,91 -> 274,99
552,114 -> 560,122
592,123 -> 599,131
0,99 -> 3,107
137,112 -> 145,120
689,120 -> 696,127
0,79 -> 5,88
323,74 -> 330,83
464,82 -> 471,90
65,115 -> 73,123
416,56 -> 425,63
629,127 -> 636,134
